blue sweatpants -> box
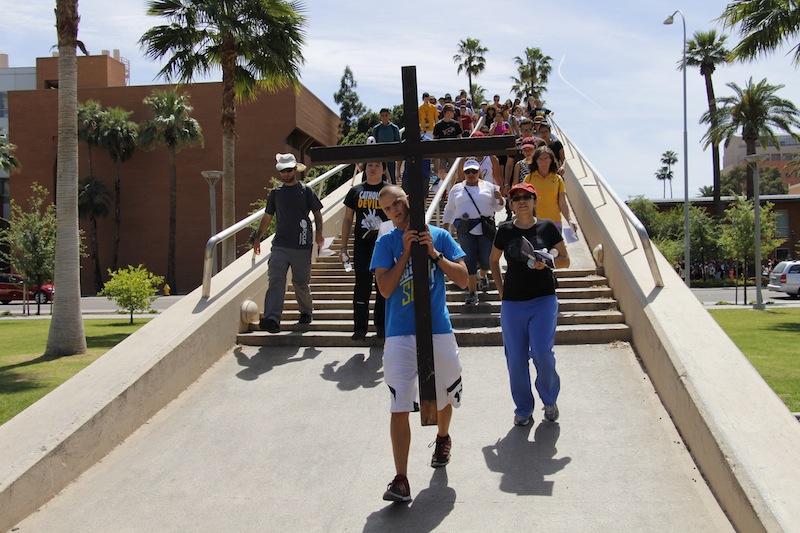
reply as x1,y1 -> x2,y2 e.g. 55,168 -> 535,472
500,295 -> 560,417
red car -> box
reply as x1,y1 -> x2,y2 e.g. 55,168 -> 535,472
0,273 -> 55,304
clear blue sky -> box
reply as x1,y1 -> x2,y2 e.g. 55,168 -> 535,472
2,0 -> 798,200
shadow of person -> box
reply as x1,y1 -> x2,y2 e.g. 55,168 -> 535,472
320,346 -> 384,391
234,345 -> 321,381
362,468 -> 455,533
482,422 -> 570,496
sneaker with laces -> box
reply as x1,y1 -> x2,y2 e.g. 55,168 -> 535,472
477,276 -> 489,292
464,292 -> 478,305
544,404 -> 559,422
383,474 -> 411,502
430,434 -> 451,467
514,414 -> 533,426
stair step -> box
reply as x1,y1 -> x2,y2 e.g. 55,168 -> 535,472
236,323 -> 631,347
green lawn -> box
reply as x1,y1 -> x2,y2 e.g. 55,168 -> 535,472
0,319 -> 149,425
708,308 -> 800,412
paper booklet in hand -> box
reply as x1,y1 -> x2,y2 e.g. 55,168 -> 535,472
520,236 -> 556,269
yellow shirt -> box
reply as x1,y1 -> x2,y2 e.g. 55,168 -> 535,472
419,103 -> 439,132
523,170 -> 565,223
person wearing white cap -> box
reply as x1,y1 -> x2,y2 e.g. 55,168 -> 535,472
253,153 -> 323,333
442,158 -> 504,304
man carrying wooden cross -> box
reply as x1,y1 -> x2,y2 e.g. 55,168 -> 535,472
371,184 -> 468,503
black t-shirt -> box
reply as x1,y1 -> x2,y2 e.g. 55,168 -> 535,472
494,219 -> 563,300
344,181 -> 389,242
549,140 -> 564,164
433,120 -> 463,139
265,182 -> 323,249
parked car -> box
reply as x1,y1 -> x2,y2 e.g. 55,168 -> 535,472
767,260 -> 800,298
0,273 -> 55,304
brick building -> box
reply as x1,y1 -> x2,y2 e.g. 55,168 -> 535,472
7,53 -> 340,293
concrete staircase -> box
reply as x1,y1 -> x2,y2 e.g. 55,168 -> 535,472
237,236 -> 631,347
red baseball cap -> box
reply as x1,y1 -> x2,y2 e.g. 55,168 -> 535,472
507,182 -> 537,198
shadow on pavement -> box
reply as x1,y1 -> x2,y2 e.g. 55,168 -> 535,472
482,421 -> 570,496
362,468 -> 455,533
320,346 -> 384,391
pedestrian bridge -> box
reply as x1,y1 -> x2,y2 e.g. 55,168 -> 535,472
2,122 -> 799,532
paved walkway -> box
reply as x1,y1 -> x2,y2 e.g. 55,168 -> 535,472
13,343 -> 731,532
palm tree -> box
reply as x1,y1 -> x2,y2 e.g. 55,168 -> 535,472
720,0 -> 800,66
701,77 -> 800,198
698,185 -> 715,197
78,175 -> 111,293
683,30 -> 730,218
660,150 -> 679,198
77,100 -> 104,178
140,0 -> 306,268
99,107 -> 138,271
140,89 -> 204,293
655,166 -> 672,198
0,129 -> 20,173
46,0 -> 87,356
453,38 -> 488,105
510,47 -> 552,100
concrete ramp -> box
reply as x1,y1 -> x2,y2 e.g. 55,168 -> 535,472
12,344 -> 731,532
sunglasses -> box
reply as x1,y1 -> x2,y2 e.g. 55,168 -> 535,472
510,194 -> 534,202
279,168 -> 294,173
464,169 -> 479,174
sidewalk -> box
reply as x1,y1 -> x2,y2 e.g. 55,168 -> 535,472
12,343 -> 732,532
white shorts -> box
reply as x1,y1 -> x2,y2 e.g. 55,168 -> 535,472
383,333 -> 463,413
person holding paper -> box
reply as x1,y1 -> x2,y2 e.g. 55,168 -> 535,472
341,161 -> 389,340
489,183 -> 570,427
523,146 -> 578,236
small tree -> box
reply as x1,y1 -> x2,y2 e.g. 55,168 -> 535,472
0,128 -> 21,173
100,264 -> 164,324
0,183 -> 56,315
719,196 -> 783,298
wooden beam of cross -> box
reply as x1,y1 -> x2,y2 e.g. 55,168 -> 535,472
309,66 -> 515,426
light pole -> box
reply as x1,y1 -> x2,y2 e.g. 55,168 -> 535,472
201,170 -> 223,275
745,154 -> 769,310
664,10 -> 690,287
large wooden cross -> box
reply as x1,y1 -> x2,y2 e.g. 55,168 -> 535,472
309,66 -> 515,425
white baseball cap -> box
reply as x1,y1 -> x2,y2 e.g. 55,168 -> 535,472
275,153 -> 307,172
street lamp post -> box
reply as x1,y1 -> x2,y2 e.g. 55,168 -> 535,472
664,10 -> 690,287
201,170 -> 223,275
745,154 -> 769,310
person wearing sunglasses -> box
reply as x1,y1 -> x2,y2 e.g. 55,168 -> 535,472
253,153 -> 324,334
442,158 -> 504,303
489,182 -> 570,427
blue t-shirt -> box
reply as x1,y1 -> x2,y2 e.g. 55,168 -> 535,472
370,225 -> 465,337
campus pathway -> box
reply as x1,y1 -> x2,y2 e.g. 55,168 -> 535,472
13,342 -> 732,532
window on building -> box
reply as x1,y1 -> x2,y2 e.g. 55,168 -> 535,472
770,153 -> 781,161
775,209 -> 789,239
0,92 -> 7,118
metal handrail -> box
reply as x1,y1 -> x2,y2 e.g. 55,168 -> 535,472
201,163 -> 352,298
550,119 -> 664,288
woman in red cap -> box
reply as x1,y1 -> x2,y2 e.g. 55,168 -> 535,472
489,182 -> 570,427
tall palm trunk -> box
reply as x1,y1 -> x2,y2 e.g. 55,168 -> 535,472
167,145 -> 177,291
220,37 -> 237,267
744,134 -> 757,199
112,160 -> 121,270
703,73 -> 723,218
46,0 -> 86,356
90,212 -> 102,293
